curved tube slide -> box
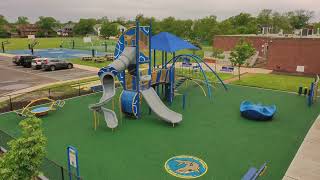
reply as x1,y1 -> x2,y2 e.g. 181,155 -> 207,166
89,47 -> 136,129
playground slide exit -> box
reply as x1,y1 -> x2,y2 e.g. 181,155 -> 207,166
141,88 -> 182,124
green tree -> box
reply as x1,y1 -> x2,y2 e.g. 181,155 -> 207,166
257,9 -> 273,26
211,47 -> 225,59
0,15 -> 9,38
16,16 -> 29,25
74,18 -> 97,35
217,19 -> 236,35
193,15 -> 219,43
36,16 -> 58,36
229,39 -> 255,80
0,117 -> 47,180
229,13 -> 258,34
286,10 -> 314,29
100,22 -> 118,38
272,12 -> 292,33
0,15 -> 8,26
0,26 -> 10,38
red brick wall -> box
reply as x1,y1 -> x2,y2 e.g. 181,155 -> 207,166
213,36 -> 320,74
213,36 -> 268,55
267,38 -> 320,74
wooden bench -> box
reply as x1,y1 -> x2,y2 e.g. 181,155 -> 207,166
105,54 -> 114,61
82,56 -> 93,61
93,57 -> 107,63
220,66 -> 234,72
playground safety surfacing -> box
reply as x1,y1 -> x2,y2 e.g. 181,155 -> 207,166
0,84 -> 319,180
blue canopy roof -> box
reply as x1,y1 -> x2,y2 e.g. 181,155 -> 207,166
151,32 -> 199,53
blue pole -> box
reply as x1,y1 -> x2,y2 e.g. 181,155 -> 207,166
183,94 -> 186,110
67,147 -> 72,180
135,21 -> 140,118
148,20 -> 152,88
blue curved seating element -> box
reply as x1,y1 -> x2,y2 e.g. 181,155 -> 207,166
240,101 -> 276,121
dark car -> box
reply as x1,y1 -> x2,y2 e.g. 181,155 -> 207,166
42,59 -> 73,71
12,55 -> 39,67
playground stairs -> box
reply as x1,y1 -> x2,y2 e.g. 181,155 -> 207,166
175,77 -> 188,89
253,57 -> 268,68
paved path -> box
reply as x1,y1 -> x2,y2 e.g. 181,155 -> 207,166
283,115 -> 320,180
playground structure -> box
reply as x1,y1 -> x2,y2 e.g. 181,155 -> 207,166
16,98 -> 65,117
89,21 -> 227,130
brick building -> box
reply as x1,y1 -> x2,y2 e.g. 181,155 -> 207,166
17,24 -> 39,37
213,35 -> 320,75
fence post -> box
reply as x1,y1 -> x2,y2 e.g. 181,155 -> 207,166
60,166 -> 65,180
48,88 -> 51,98
9,95 -> 13,111
78,82 -> 81,96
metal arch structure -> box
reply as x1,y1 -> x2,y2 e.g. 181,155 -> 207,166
164,54 -> 228,99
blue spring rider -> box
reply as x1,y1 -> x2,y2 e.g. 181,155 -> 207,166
240,101 -> 276,121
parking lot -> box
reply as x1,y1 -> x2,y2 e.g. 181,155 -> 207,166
0,58 -> 96,96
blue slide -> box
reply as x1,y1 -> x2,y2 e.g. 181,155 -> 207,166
240,101 -> 276,121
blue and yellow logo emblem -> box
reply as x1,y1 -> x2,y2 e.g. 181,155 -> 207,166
165,155 -> 208,179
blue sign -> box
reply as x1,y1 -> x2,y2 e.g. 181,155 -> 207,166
67,146 -> 80,180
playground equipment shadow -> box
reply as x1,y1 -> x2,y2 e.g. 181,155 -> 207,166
0,84 -> 319,180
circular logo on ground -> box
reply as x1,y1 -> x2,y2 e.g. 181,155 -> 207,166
165,155 -> 208,179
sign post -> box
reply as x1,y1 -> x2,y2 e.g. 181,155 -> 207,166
67,146 -> 80,180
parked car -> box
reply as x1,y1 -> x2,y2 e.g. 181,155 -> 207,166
12,55 -> 39,66
42,59 -> 73,71
32,58 -> 48,69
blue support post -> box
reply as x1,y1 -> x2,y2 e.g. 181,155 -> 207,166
183,93 -> 186,110
153,50 -> 156,68
135,21 -> 141,118
148,20 -> 152,88
308,82 -> 314,106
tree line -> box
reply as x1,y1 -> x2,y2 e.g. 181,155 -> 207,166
0,9 -> 319,43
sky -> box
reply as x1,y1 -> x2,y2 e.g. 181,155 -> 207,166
1,0 -> 320,23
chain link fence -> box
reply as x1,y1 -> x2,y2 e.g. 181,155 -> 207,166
0,129 -> 82,180
0,79 -> 101,114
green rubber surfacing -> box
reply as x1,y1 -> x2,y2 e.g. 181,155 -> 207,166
0,84 -> 319,180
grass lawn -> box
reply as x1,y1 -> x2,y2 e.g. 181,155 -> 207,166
0,37 -> 116,52
231,73 -> 317,92
68,58 -> 111,69
0,37 -> 210,57
0,84 -> 319,180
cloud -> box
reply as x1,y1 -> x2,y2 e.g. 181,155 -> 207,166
0,0 -> 319,22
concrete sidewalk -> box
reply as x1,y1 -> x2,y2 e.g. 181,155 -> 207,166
283,114 -> 320,180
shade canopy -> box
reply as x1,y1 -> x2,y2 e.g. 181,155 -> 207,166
151,32 -> 199,53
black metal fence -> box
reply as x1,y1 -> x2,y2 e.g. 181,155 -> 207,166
0,79 -> 100,113
0,129 -> 82,180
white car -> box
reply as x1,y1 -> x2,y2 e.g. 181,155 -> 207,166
32,58 -> 49,69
